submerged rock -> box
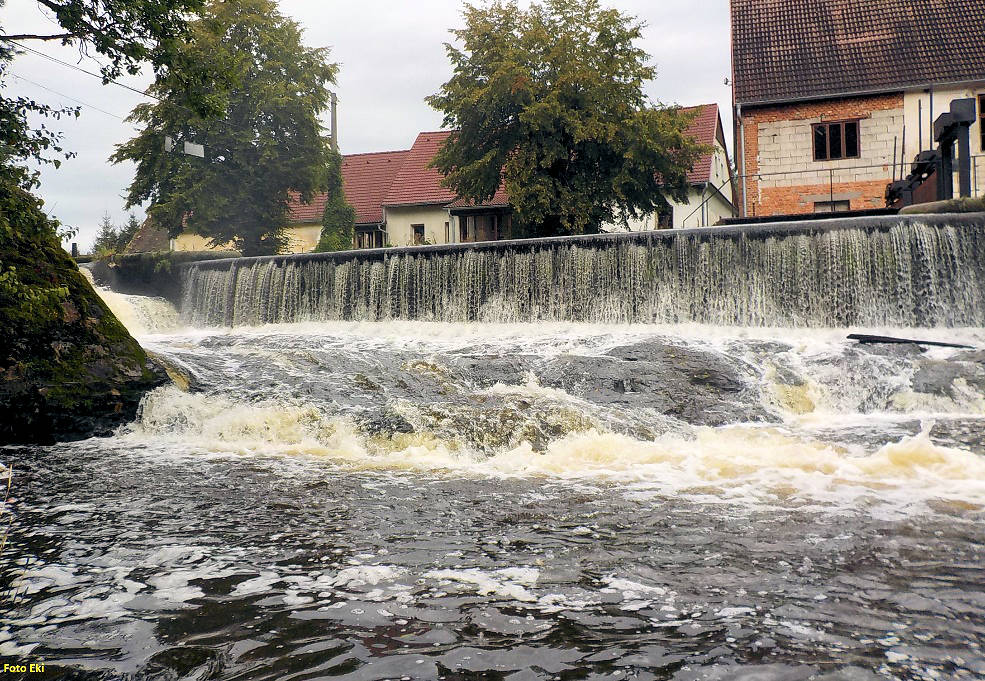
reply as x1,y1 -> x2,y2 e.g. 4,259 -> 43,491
537,341 -> 771,426
911,359 -> 985,397
1,200 -> 166,444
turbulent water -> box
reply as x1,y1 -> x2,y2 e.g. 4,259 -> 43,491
3,224 -> 985,680
181,219 -> 985,328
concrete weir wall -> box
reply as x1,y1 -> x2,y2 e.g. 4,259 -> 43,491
88,252 -> 238,306
179,213 -> 985,328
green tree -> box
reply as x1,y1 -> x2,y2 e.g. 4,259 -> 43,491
92,212 -> 120,256
0,0 -> 206,234
315,157 -> 356,252
427,0 -> 705,237
116,213 -> 142,251
113,0 -> 340,257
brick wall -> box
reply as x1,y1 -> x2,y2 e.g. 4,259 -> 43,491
737,93 -> 904,216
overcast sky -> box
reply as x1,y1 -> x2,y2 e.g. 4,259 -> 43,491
2,0 -> 732,251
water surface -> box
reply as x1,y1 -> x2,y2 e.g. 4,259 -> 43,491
2,318 -> 984,680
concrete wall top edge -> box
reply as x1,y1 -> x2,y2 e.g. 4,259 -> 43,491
182,213 -> 985,272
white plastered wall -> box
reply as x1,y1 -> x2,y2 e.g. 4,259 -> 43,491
616,142 -> 736,231
384,205 -> 456,246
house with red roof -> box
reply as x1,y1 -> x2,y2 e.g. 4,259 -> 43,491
168,109 -> 734,254
381,131 -> 461,246
623,103 -> 736,230
341,150 -> 409,248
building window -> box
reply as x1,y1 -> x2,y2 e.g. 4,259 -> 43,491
412,224 -> 425,245
980,94 -> 985,152
813,120 -> 860,161
814,200 -> 851,213
444,221 -> 450,243
656,207 -> 673,229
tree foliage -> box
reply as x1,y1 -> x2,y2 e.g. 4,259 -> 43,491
116,213 -> 142,251
92,212 -> 120,256
0,26 -> 78,197
1,0 -> 201,332
315,157 -> 356,253
86,212 -> 141,256
0,0 -> 205,81
427,0 -> 706,237
113,0 -> 340,257
0,0 -> 205,234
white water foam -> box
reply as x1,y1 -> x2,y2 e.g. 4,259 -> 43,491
117,386 -> 985,514
80,268 -> 180,336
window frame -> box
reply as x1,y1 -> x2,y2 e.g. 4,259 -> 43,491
411,224 -> 425,246
979,94 -> 985,152
814,200 -> 851,214
812,119 -> 861,162
656,207 -> 673,229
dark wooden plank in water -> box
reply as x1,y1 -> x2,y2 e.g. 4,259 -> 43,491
848,334 -> 975,349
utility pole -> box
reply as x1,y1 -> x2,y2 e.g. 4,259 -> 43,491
330,92 -> 339,152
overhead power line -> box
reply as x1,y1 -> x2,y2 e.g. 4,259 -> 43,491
1,37 -> 164,103
8,71 -> 130,121
1,37 -> 242,144
1,37 -> 341,145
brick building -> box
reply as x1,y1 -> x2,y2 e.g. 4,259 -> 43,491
731,0 -> 985,218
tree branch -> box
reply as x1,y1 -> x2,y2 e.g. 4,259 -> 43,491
0,33 -> 74,42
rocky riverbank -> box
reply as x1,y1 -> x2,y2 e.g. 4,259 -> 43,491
1,183 -> 166,445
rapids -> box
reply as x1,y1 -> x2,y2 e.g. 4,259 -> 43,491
3,231 -> 985,679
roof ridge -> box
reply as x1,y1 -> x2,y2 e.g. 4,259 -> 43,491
344,149 -> 411,159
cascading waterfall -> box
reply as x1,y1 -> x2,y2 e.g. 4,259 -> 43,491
181,215 -> 985,327
81,267 -> 180,335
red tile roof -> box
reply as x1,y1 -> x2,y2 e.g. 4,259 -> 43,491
287,191 -> 325,224
732,0 -> 985,106
383,131 -> 459,207
288,150 -> 409,225
681,103 -> 724,185
342,150 -> 410,224
289,115 -> 724,224
123,218 -> 170,253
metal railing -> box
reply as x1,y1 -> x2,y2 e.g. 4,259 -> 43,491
722,157 -> 985,219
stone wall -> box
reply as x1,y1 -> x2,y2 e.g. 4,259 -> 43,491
738,93 -> 904,216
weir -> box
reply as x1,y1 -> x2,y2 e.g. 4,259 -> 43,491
179,214 -> 985,328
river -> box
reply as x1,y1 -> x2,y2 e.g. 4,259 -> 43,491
2,224 -> 985,679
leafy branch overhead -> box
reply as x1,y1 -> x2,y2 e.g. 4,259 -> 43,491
0,0 -> 207,201
1,0 -> 206,80
427,0 -> 706,237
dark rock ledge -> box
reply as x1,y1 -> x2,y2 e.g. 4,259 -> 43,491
1,226 -> 166,445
